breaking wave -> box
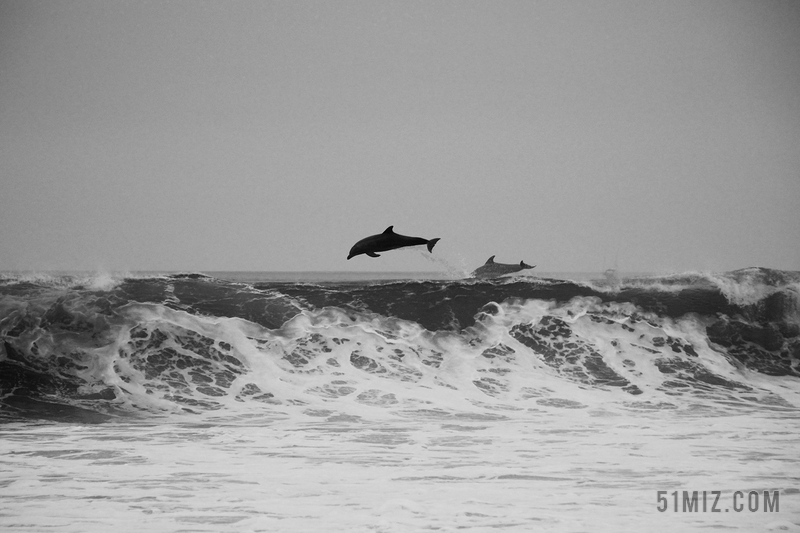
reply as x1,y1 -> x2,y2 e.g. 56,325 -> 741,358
1,268 -> 798,422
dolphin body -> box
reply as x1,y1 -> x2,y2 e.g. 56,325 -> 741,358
347,226 -> 440,259
471,256 -> 535,278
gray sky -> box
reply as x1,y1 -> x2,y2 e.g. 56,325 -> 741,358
1,0 -> 799,274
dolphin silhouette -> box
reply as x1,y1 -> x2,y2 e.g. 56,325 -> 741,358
470,256 -> 535,278
347,226 -> 441,259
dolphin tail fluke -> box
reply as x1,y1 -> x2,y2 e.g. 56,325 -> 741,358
426,238 -> 441,253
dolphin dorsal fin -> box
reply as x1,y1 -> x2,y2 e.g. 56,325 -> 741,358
383,226 -> 395,234
485,256 -> 495,264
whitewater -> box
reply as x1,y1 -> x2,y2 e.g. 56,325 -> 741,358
1,268 -> 799,532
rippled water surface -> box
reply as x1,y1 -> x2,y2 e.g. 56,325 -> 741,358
2,404 -> 799,532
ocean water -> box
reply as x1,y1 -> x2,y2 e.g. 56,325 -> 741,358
1,268 -> 799,532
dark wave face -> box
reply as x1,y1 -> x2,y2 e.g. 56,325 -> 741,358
1,268 -> 798,422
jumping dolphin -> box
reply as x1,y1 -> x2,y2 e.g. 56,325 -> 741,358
347,226 -> 441,259
470,256 -> 535,278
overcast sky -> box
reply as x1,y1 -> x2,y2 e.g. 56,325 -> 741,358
1,0 -> 798,274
